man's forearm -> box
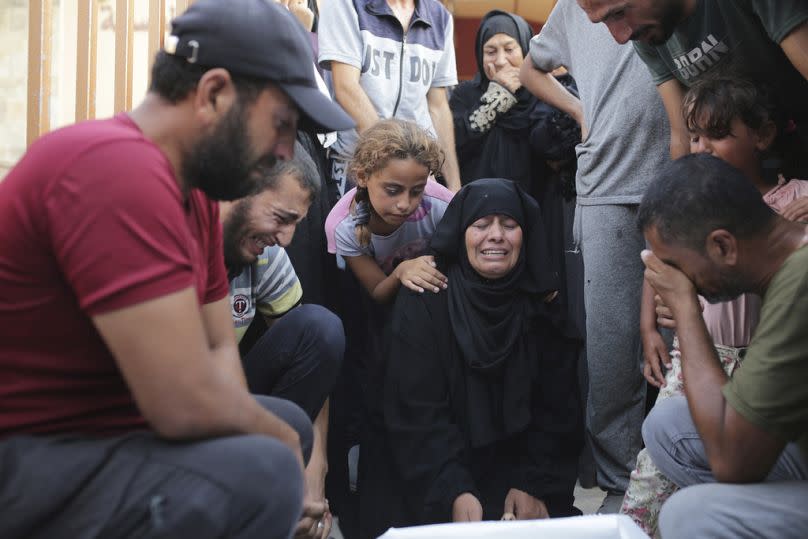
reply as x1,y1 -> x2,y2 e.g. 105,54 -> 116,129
520,56 -> 583,126
211,342 -> 249,389
434,130 -> 461,192
333,77 -> 379,133
657,79 -> 690,158
673,299 -> 730,461
201,297 -> 249,390
209,347 -> 303,454
669,128 -> 690,159
161,345 -> 300,452
208,344 -> 301,460
94,290 -> 302,460
428,91 -> 461,191
780,21 -> 808,81
155,367 -> 302,461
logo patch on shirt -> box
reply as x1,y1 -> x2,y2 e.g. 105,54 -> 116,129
232,294 -> 250,318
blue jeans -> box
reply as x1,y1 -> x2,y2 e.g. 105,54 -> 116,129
643,396 -> 808,539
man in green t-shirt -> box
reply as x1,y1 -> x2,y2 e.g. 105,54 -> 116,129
636,154 -> 808,538
576,0 -> 808,157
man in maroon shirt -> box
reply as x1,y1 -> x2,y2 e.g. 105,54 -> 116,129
0,0 -> 352,537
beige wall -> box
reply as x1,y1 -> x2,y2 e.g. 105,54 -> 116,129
0,0 -> 554,180
0,0 -> 171,177
0,1 -> 29,172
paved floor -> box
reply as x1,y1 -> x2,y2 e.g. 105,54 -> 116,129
574,482 -> 608,515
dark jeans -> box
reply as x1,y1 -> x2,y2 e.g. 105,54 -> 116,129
242,304 -> 344,421
0,396 -> 312,539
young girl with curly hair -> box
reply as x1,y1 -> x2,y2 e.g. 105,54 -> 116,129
326,119 -> 452,303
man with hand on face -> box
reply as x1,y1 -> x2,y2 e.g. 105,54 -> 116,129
638,154 -> 808,539
0,0 -> 353,537
577,2 -> 808,484
221,147 -> 344,539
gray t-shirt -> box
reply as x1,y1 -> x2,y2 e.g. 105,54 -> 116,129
633,0 -> 808,123
318,0 -> 458,160
529,0 -> 669,205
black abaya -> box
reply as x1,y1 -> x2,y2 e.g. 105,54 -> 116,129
384,288 -> 582,522
383,180 -> 583,524
450,10 -> 579,201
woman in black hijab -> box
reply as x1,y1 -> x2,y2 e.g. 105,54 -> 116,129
450,11 -> 580,200
384,179 -> 582,524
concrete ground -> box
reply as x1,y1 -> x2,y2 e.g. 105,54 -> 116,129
574,482 -> 608,515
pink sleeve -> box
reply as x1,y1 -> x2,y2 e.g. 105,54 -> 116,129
325,187 -> 357,253
46,141 -> 194,315
701,293 -> 761,348
324,183 -> 453,252
763,179 -> 808,213
786,179 -> 808,199
425,179 -> 455,203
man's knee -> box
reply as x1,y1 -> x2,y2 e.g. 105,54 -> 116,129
255,395 -> 314,462
296,304 -> 345,370
221,435 -> 305,537
151,435 -> 304,538
287,305 -> 344,404
642,396 -> 689,467
658,485 -> 723,538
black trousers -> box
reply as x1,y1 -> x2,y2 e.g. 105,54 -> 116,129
0,396 -> 312,539
242,304 -> 344,421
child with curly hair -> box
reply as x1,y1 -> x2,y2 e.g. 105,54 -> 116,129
326,119 -> 452,303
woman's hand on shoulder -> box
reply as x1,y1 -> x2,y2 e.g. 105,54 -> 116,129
452,492 -> 483,522
393,255 -> 448,294
502,488 -> 549,520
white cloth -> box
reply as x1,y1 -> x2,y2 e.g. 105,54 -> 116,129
378,515 -> 649,539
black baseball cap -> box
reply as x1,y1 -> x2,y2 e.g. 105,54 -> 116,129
165,0 -> 354,133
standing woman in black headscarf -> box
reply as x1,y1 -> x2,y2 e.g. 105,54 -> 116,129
383,179 -> 582,525
450,11 -> 580,200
